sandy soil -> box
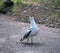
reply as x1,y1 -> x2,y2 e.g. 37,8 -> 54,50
0,15 -> 60,53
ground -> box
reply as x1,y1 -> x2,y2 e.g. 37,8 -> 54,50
0,15 -> 60,53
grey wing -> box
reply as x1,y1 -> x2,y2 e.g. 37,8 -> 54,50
23,30 -> 31,38
20,30 -> 31,41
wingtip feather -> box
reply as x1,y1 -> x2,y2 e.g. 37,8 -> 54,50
20,38 -> 23,41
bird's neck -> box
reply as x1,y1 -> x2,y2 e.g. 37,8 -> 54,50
30,18 -> 38,29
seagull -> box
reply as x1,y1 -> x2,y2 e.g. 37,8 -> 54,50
20,16 -> 39,43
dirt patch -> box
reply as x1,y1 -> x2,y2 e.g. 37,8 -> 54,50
0,16 -> 60,53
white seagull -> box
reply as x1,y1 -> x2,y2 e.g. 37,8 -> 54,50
20,16 -> 39,43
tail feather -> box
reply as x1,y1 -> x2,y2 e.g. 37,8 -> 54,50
20,38 -> 24,41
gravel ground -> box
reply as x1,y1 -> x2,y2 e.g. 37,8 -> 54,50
0,15 -> 60,53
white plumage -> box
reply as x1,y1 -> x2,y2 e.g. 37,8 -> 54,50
28,16 -> 39,37
20,16 -> 39,43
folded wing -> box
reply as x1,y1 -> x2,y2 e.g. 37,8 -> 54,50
20,30 -> 32,41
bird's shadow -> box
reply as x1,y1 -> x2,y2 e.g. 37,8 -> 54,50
20,42 -> 45,47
